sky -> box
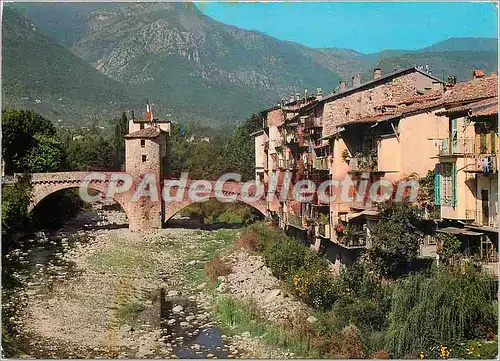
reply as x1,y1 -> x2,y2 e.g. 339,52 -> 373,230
197,2 -> 498,54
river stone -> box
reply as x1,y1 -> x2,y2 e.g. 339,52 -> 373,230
216,283 -> 226,292
185,315 -> 196,322
307,316 -> 318,324
241,331 -> 251,338
120,324 -> 132,333
206,353 -> 215,359
172,305 -> 183,313
167,319 -> 176,326
264,289 -> 281,303
167,290 -> 179,297
179,321 -> 189,328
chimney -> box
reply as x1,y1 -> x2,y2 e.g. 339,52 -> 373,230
352,74 -> 361,87
339,80 -> 345,92
374,68 -> 382,79
472,69 -> 485,79
316,87 -> 323,99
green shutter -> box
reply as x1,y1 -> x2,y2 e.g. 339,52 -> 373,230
451,118 -> 458,153
434,166 -> 441,206
451,162 -> 457,207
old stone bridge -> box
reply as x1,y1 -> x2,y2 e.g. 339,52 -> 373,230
3,172 -> 268,231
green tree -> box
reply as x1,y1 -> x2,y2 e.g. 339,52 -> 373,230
220,113 -> 262,180
386,266 -> 497,358
367,202 -> 423,278
66,135 -> 116,171
2,109 -> 57,173
112,111 -> 128,170
26,134 -> 65,172
436,232 -> 462,265
2,174 -> 33,235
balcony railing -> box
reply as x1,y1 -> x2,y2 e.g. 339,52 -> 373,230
466,207 -> 499,228
303,116 -> 322,129
436,138 -> 475,156
317,223 -> 330,238
348,154 -> 378,172
278,158 -> 296,170
287,213 -> 304,229
313,156 -> 329,171
465,155 -> 497,174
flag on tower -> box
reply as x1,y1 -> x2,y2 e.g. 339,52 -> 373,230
146,99 -> 153,121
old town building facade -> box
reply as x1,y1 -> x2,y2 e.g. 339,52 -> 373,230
254,67 -> 498,275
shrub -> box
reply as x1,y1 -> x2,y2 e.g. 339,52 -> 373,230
234,232 -> 262,252
293,270 -> 340,311
262,237 -> 306,280
204,255 -> 232,283
386,266 -> 497,358
436,232 -> 461,264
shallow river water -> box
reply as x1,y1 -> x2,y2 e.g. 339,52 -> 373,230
2,207 -> 245,359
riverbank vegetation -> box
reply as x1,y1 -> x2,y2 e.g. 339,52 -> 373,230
203,220 -> 498,359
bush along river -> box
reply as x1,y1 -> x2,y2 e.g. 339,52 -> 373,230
2,200 -> 303,359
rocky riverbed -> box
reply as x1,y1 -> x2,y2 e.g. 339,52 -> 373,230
3,203 -> 306,359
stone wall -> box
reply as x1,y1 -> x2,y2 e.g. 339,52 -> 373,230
322,71 -> 439,136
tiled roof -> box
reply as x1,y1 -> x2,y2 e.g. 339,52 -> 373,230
319,66 -> 444,104
124,126 -> 163,139
472,103 -> 498,117
436,97 -> 498,116
442,74 -> 498,104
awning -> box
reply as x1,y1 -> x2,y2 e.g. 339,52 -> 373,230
347,209 -> 380,220
436,227 -> 483,236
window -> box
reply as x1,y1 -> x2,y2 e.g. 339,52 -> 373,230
140,123 -> 145,130
142,155 -> 147,162
140,139 -> 145,148
440,162 -> 456,207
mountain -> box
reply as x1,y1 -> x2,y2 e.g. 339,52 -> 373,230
8,3 -> 342,125
420,37 -> 498,53
4,3 -> 498,126
2,5 -> 142,123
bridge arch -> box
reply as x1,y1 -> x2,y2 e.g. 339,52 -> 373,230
29,182 -> 131,224
163,196 -> 267,223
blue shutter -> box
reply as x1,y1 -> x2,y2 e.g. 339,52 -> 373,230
434,166 -> 441,206
451,162 -> 457,207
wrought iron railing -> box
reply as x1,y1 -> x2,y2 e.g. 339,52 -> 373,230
466,207 -> 499,228
278,159 -> 296,170
313,156 -> 329,170
287,213 -> 303,229
436,138 -> 475,156
317,223 -> 330,238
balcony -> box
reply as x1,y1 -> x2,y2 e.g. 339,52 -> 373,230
313,156 -> 329,171
278,158 -> 296,170
465,207 -> 499,229
303,116 -> 322,129
348,151 -> 378,172
436,138 -> 475,156
317,223 -> 330,238
288,213 -> 304,229
464,155 -> 497,174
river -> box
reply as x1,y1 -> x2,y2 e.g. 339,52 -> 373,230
2,201 -> 249,359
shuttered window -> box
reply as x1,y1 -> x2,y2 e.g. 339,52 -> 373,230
434,169 -> 441,206
440,162 -> 456,207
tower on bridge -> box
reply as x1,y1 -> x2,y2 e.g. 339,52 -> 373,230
123,109 -> 171,230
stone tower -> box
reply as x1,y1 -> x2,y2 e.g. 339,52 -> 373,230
124,117 -> 170,231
